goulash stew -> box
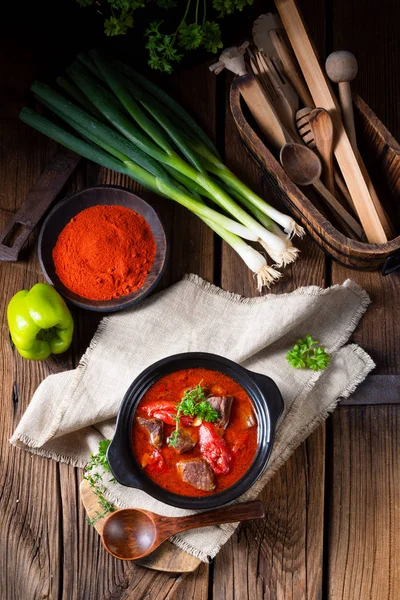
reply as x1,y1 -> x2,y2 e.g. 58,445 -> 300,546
131,368 -> 258,497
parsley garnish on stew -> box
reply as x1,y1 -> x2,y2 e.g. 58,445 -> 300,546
168,384 -> 219,448
286,334 -> 330,372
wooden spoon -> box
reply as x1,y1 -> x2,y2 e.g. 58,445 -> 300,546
102,501 -> 265,561
296,106 -> 356,212
325,50 -> 358,149
325,51 -> 394,238
280,142 -> 364,240
308,108 -> 335,194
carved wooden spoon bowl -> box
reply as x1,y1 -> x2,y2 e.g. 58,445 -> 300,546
102,501 -> 265,560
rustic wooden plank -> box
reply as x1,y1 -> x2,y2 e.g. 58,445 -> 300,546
0,40 -> 214,600
57,62 -> 216,599
327,406 -> 400,599
213,4 -> 327,598
328,0 -> 400,597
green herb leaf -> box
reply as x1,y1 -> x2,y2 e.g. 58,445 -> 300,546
104,10 -> 134,36
83,439 -> 116,525
201,21 -> 223,54
286,335 -> 330,371
195,400 -> 219,422
168,429 -> 181,448
178,23 -> 204,50
212,0 -> 254,17
176,384 -> 219,422
145,21 -> 183,73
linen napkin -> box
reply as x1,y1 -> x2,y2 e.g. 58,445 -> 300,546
11,275 -> 375,562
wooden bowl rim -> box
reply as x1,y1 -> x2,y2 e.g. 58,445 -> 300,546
38,185 -> 168,312
230,82 -> 400,257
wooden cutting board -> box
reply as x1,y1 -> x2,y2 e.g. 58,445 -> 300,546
80,479 -> 201,573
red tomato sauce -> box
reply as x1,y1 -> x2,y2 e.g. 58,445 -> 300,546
131,368 -> 258,497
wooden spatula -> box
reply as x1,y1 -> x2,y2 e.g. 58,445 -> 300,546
210,44 -> 291,151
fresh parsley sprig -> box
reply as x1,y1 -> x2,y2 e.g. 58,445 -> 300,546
168,383 -> 219,447
83,439 -> 116,525
286,334 -> 330,372
76,0 -> 254,73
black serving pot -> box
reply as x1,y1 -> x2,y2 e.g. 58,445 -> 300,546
108,352 -> 283,509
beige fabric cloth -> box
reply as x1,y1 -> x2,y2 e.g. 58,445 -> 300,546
10,275 -> 375,562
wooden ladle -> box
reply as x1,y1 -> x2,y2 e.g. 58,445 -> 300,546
102,501 -> 265,561
280,143 -> 364,240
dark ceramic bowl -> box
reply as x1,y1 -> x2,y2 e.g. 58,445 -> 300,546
108,352 -> 283,509
38,185 -> 167,312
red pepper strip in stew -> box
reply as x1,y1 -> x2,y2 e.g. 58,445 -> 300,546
151,410 -> 193,426
199,422 -> 232,475
145,400 -> 177,416
140,448 -> 165,471
145,401 -> 194,427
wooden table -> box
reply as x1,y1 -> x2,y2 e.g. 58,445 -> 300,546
1,0 -> 399,598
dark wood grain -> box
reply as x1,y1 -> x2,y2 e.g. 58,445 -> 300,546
0,148 -> 80,261
1,0 -> 399,597
328,0 -> 400,597
0,37 -> 214,600
213,3 -> 327,594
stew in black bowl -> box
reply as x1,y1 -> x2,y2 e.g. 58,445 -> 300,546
107,353 -> 283,509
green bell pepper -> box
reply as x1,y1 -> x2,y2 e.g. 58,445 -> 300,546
7,283 -> 74,360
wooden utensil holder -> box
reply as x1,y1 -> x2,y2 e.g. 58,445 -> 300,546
230,82 -> 400,272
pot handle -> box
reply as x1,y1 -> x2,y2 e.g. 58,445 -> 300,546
382,248 -> 400,275
250,372 -> 284,428
107,437 -> 143,490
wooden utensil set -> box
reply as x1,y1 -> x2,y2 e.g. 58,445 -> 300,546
210,1 -> 395,245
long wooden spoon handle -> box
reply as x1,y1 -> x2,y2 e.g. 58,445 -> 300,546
269,28 -> 314,107
338,81 -> 357,149
309,126 -> 335,194
313,179 -> 364,239
168,500 -> 265,536
235,74 -> 290,150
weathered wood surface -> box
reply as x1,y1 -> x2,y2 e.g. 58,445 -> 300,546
0,0 -> 399,599
328,0 -> 400,598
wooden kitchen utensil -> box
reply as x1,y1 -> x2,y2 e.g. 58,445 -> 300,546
274,0 -> 387,244
80,479 -> 201,572
325,51 -> 394,238
280,142 -> 364,239
230,67 -> 400,271
251,51 -> 297,136
252,14 -> 299,112
211,45 -> 290,150
0,149 -> 80,261
252,13 -> 284,58
102,501 -> 265,561
308,108 -> 335,193
268,28 -> 314,108
325,50 -> 358,148
295,106 -> 356,212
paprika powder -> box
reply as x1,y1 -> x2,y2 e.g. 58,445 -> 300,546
52,205 -> 156,301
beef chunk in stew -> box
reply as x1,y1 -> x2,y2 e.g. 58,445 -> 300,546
168,428 -> 196,454
177,458 -> 216,491
207,396 -> 233,428
137,417 -> 163,448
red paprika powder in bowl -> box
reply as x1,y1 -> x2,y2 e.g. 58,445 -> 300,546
38,186 -> 167,312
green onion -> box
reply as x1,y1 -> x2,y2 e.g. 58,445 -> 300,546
20,52 -> 305,289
